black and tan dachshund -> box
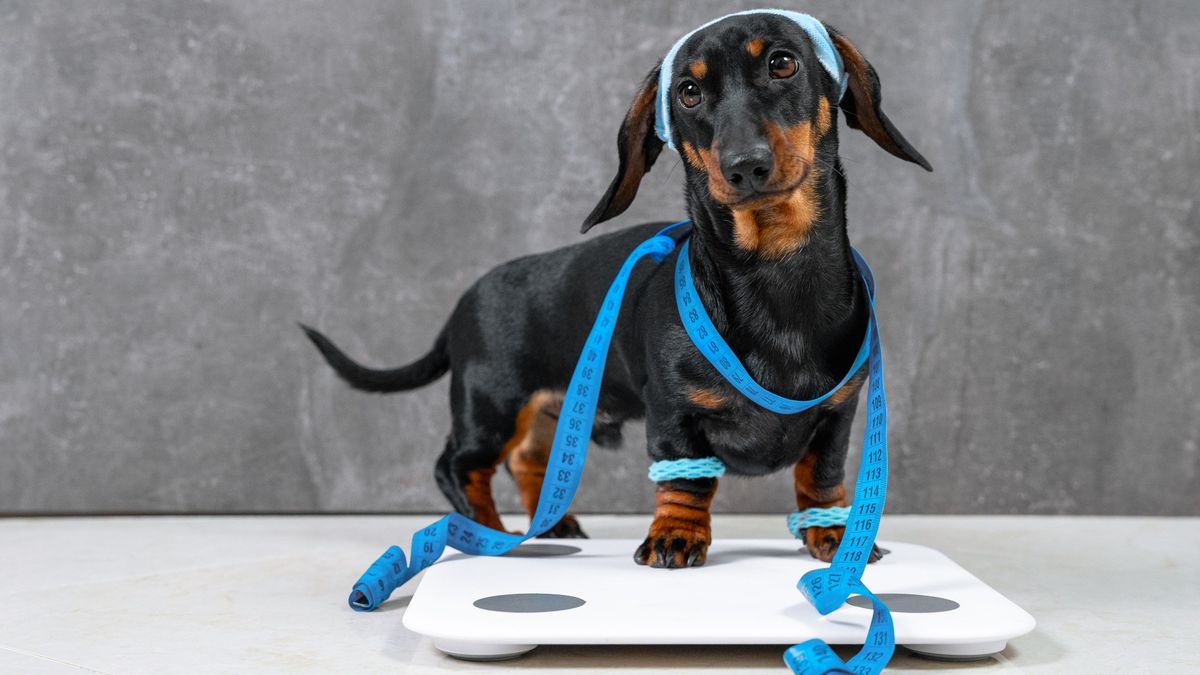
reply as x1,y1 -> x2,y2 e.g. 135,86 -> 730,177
303,12 -> 929,568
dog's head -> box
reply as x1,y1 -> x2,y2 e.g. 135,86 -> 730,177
582,11 -> 931,234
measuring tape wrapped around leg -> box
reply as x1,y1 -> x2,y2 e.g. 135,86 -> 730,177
787,506 -> 851,534
347,224 -> 684,611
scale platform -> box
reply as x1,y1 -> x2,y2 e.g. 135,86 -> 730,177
403,539 -> 1035,661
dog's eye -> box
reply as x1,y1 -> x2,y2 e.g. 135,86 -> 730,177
768,51 -> 798,79
677,81 -> 703,108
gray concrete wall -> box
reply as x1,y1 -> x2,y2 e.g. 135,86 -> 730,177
2,1 -> 1196,516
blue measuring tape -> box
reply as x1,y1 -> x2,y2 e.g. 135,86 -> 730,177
675,237 -> 894,674
648,456 -> 727,481
788,266 -> 892,675
348,220 -> 895,674
788,506 -> 852,533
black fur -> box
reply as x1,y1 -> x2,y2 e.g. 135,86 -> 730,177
299,323 -> 448,393
303,14 -> 929,550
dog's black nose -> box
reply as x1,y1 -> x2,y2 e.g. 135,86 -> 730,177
721,145 -> 773,193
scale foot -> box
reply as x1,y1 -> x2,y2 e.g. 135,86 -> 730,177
906,640 -> 1007,662
433,638 -> 537,661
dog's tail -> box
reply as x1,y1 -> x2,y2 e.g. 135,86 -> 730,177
299,323 -> 449,393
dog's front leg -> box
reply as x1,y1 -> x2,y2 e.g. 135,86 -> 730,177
794,449 -> 850,562
793,456 -> 882,564
634,477 -> 717,568
635,388 -> 719,568
795,395 -> 884,563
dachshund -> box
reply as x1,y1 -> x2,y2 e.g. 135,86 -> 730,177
302,11 -> 930,568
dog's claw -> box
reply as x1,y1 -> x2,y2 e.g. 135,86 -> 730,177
869,544 -> 886,562
800,525 -> 886,564
633,530 -> 709,568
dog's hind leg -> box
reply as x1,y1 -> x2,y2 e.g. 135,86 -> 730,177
434,374 -> 523,533
434,436 -> 510,532
503,390 -> 588,538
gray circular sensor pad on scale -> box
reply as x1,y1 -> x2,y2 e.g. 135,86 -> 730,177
846,593 -> 960,613
473,593 -> 586,613
501,544 -> 581,557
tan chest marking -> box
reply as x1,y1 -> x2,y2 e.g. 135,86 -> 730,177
687,387 -> 728,409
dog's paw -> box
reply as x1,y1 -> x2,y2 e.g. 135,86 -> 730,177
633,528 -> 710,568
801,526 -> 885,564
536,515 -> 589,539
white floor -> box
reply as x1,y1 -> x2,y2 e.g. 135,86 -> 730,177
0,515 -> 1196,673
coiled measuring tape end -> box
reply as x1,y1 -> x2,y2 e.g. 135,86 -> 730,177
784,640 -> 855,675
348,545 -> 407,612
796,568 -> 853,616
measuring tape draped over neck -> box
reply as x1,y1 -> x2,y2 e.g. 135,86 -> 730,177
675,233 -> 894,674
655,9 -> 848,151
347,220 -> 896,674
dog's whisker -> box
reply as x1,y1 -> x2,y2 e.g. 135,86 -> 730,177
814,153 -> 853,178
810,156 -> 849,182
663,158 -> 682,185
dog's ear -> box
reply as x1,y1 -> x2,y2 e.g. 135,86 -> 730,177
581,66 -> 665,233
825,25 -> 932,171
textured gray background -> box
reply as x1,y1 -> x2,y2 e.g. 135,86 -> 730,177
2,1 -> 1197,516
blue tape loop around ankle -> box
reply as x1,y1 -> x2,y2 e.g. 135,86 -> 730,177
787,507 -> 851,536
345,220 -> 690,612
648,457 -> 726,481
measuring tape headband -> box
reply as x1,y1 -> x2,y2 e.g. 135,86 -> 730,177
655,9 -> 847,152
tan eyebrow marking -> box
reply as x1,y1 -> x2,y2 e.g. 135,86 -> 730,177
816,97 -> 832,135
689,60 -> 708,79
746,38 -> 765,57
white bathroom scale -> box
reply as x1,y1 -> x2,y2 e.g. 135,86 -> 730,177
403,538 -> 1035,661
